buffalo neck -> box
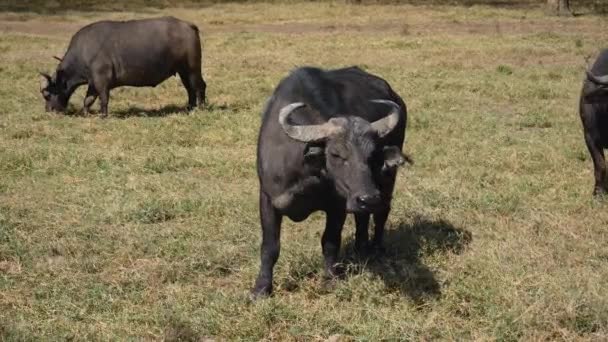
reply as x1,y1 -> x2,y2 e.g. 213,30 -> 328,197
58,57 -> 88,102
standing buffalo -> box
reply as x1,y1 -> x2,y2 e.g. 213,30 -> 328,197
253,66 -> 409,297
39,16 -> 206,116
581,49 -> 608,195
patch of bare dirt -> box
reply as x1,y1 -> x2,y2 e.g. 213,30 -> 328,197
0,14 -> 606,38
0,19 -> 84,37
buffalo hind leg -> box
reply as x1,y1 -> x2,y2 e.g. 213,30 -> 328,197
91,67 -> 112,117
585,132 -> 608,195
354,213 -> 370,255
83,85 -> 98,115
92,75 -> 110,117
179,71 -> 196,110
252,191 -> 282,298
98,89 -> 110,117
322,209 -> 346,277
189,72 -> 206,109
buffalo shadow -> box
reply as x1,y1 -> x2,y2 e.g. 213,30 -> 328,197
89,103 -> 224,118
59,102 -> 227,118
342,215 -> 472,303
111,104 -> 191,118
55,103 -> 186,118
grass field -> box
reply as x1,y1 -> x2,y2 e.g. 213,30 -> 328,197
1,1 -> 608,340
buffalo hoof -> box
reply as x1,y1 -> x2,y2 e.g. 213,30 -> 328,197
593,187 -> 608,197
250,283 -> 272,300
324,263 -> 346,279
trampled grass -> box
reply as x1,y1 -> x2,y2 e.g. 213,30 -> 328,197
1,1 -> 608,340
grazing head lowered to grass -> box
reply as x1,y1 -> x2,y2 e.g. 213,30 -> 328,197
38,16 -> 207,117
253,66 -> 410,298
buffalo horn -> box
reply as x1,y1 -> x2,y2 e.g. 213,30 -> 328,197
279,102 -> 346,142
586,70 -> 608,86
370,99 -> 401,138
39,72 -> 51,90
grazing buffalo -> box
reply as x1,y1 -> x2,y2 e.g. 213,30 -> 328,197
39,16 -> 206,116
581,49 -> 608,195
253,66 -> 409,297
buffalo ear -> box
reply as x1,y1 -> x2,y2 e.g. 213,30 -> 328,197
304,145 -> 325,168
382,146 -> 411,173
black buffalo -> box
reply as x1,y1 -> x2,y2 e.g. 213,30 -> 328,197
581,49 -> 608,195
253,66 -> 409,297
39,16 -> 206,116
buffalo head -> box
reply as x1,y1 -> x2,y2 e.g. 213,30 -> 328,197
279,100 -> 407,213
39,57 -> 69,112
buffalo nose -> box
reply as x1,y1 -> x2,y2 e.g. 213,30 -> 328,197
357,193 -> 381,207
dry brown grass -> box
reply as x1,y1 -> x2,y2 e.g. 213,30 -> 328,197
1,1 -> 608,340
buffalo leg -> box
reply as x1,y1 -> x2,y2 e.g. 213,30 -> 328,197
354,213 -> 370,254
92,69 -> 111,117
372,209 -> 389,253
322,209 -> 346,277
83,85 -> 98,115
93,72 -> 110,118
179,71 -> 196,110
585,132 -> 608,195
372,172 -> 397,253
190,72 -> 206,108
98,88 -> 110,117
252,190 -> 282,298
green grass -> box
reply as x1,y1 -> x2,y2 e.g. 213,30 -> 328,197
1,1 -> 608,340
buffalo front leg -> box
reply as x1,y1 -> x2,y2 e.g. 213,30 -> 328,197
322,209 -> 346,277
372,209 -> 390,254
372,172 -> 397,253
354,213 -> 370,255
585,132 -> 608,195
83,85 -> 98,115
252,191 -> 282,298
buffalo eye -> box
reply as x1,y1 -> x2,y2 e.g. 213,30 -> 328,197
329,151 -> 347,163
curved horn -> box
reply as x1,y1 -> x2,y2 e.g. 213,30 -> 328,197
278,102 -> 345,142
370,99 -> 401,138
586,70 -> 608,86
53,55 -> 62,62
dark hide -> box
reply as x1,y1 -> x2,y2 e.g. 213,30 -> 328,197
581,49 -> 608,195
253,66 -> 409,297
39,16 -> 206,116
